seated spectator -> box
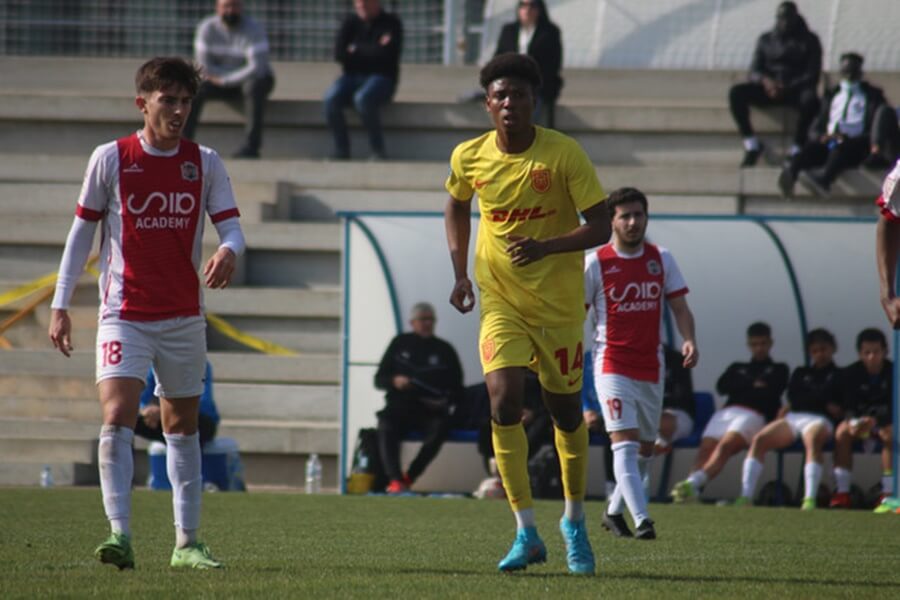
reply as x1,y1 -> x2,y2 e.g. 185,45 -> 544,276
374,302 -> 463,494
655,345 -> 697,454
671,322 -> 788,502
779,52 -> 887,197
728,1 -> 821,167
183,0 -> 276,159
494,0 -> 563,129
324,0 -> 403,160
830,328 -> 894,509
736,328 -> 841,509
863,104 -> 900,170
136,361 -> 219,446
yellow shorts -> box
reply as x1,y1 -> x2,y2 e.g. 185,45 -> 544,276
479,310 -> 584,394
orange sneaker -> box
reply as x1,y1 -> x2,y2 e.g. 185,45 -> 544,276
829,492 -> 852,508
386,479 -> 409,494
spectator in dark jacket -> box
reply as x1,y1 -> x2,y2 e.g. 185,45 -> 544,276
729,1 -> 821,167
493,0 -> 563,128
374,302 -> 463,494
323,0 -> 403,160
863,104 -> 900,171
779,52 -> 887,196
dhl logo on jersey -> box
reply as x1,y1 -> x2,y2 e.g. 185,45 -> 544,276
490,206 -> 557,223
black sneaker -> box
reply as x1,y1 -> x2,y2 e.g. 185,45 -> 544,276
635,518 -> 656,540
601,512 -> 633,538
740,144 -> 764,168
777,167 -> 795,198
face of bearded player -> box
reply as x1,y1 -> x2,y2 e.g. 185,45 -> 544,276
136,84 -> 193,151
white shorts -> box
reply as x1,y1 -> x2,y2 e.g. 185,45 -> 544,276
597,373 -> 664,442
702,405 -> 765,444
663,408 -> 695,442
784,412 -> 834,439
95,315 -> 207,398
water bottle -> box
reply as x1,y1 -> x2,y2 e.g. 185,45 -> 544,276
40,465 -> 54,488
305,453 -> 322,494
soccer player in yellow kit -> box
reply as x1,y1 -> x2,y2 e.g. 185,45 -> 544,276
444,53 -> 610,574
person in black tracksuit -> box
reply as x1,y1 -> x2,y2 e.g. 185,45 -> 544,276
729,1 -> 822,167
374,302 -> 463,493
738,329 -> 842,508
830,328 -> 894,507
656,345 -> 696,452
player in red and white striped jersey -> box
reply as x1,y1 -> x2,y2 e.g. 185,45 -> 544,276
48,57 -> 245,570
584,187 -> 698,539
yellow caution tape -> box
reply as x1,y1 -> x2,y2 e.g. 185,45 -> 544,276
2,256 -> 296,357
205,313 -> 298,356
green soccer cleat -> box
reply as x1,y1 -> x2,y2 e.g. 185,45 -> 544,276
170,542 -> 223,569
671,480 -> 696,504
94,532 -> 134,570
801,498 -> 816,511
732,496 -> 751,508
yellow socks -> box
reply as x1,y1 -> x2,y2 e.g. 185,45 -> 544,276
554,421 -> 588,502
492,421 -> 533,512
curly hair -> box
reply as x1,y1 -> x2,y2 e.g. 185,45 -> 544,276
479,52 -> 542,92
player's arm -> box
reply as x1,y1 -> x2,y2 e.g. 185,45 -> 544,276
49,218 -> 98,357
204,152 -> 246,289
507,200 -> 610,267
876,214 -> 900,328
668,295 -> 698,368
445,196 -> 475,313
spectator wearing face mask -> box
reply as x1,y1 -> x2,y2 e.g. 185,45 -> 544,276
777,51 -> 887,197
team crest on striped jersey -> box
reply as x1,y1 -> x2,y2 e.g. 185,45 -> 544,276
530,168 -> 551,193
647,260 -> 661,275
181,161 -> 199,182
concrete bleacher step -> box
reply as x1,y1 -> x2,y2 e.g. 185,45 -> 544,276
0,349 -> 340,385
0,461 -> 98,486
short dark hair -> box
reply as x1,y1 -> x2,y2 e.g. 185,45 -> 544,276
135,57 -> 200,96
480,52 -> 542,93
856,327 -> 887,350
606,187 -> 648,218
747,322 -> 771,338
806,328 -> 836,349
778,1 -> 798,15
840,51 -> 864,66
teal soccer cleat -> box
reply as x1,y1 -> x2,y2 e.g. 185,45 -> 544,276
497,526 -> 547,572
560,516 -> 595,575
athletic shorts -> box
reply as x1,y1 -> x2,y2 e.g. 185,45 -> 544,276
702,405 -> 765,444
95,315 -> 207,398
596,371 -> 664,442
479,310 -> 583,395
784,412 -> 833,439
663,408 -> 695,442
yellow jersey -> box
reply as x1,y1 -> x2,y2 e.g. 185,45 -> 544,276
445,126 -> 605,327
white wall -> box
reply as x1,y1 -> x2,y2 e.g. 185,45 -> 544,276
481,0 -> 900,71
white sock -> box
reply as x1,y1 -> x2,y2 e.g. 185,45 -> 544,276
834,467 -> 851,494
804,462 -> 823,500
605,480 -> 617,500
607,484 -> 625,516
743,137 -> 760,151
687,469 -> 708,490
514,508 -> 536,530
882,472 -> 894,496
639,454 -> 652,499
741,458 -> 763,499
98,425 -> 134,536
165,432 -> 202,548
612,441 -> 648,525
564,499 -> 584,522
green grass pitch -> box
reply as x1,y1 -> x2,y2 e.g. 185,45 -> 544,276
2,488 -> 900,598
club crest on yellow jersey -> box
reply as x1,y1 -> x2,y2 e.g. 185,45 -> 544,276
530,168 -> 551,193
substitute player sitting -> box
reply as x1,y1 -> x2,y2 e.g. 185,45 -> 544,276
736,328 -> 841,509
672,322 -> 789,502
585,187 -> 698,540
830,328 -> 893,509
48,57 -> 245,570
444,53 -> 610,574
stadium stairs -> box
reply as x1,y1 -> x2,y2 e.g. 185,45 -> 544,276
0,57 -> 896,490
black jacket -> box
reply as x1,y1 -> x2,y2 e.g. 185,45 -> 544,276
335,9 -> 403,83
494,20 -> 563,103
810,80 -> 887,140
749,15 -> 822,94
787,362 -> 841,423
716,358 -> 789,422
663,346 -> 695,418
839,359 -> 893,427
374,333 -> 463,410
